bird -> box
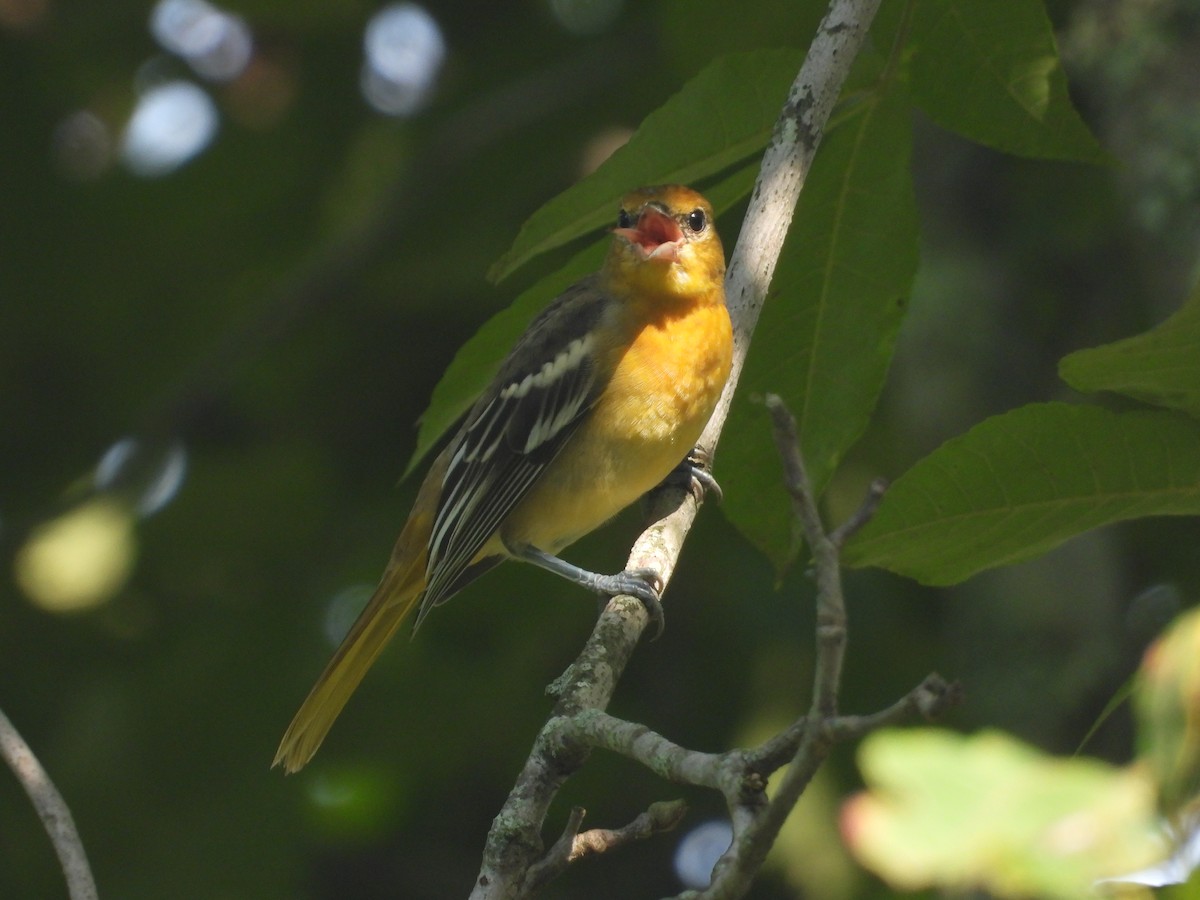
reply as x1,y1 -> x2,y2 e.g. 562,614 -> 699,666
274,184 -> 733,773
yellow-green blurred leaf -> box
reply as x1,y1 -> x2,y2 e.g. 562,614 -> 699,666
844,729 -> 1162,898
1136,606 -> 1200,816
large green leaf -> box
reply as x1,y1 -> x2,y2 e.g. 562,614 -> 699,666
719,77 -> 918,571
488,49 -> 804,284
1060,282 -> 1200,419
844,729 -> 1160,898
844,403 -> 1200,585
887,0 -> 1106,162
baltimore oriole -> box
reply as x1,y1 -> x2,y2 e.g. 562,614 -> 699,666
274,184 -> 733,773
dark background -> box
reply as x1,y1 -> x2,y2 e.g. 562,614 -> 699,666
2,0 -> 1198,896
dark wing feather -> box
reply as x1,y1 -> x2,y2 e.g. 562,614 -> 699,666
419,277 -> 611,615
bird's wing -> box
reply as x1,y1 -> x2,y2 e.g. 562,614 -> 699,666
420,277 -> 612,613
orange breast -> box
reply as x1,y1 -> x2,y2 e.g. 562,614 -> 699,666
501,299 -> 732,553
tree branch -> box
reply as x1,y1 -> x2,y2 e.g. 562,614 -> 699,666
0,706 -> 98,900
471,1 -> 886,897
526,800 -> 689,892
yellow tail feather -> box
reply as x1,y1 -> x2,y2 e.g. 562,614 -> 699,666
273,551 -> 426,774
275,446 -> 451,773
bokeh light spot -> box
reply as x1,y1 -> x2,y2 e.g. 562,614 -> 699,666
0,0 -> 49,32
15,499 -> 137,614
361,3 -> 444,117
674,819 -> 732,889
548,0 -> 623,35
120,79 -> 218,177
579,125 -> 632,176
95,437 -> 188,517
150,0 -> 253,82
223,54 -> 296,129
323,584 -> 373,648
52,110 -> 113,181
304,763 -> 406,844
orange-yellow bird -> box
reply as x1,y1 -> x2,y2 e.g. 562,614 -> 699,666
274,184 -> 733,773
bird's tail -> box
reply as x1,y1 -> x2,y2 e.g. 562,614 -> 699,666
273,528 -> 429,774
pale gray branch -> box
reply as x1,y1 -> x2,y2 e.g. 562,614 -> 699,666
0,706 -> 98,900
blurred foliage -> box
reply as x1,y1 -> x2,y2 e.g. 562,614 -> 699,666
843,728 -> 1162,897
2,0 -> 1200,898
1136,606 -> 1200,820
845,601 -> 1200,898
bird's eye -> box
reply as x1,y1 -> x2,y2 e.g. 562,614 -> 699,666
686,208 -> 706,233
617,208 -> 633,229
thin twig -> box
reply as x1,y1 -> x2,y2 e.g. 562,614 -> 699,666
571,800 -> 689,862
828,674 -> 963,741
764,393 -> 847,717
0,706 -> 98,900
524,806 -> 586,892
829,477 -> 888,548
525,800 -> 688,893
698,391 -> 874,899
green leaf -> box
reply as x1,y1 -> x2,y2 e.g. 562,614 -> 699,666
844,729 -> 1161,898
488,49 -> 804,283
844,403 -> 1200,585
896,0 -> 1106,162
1060,282 -> 1200,419
657,0 -> 825,74
719,77 -> 919,571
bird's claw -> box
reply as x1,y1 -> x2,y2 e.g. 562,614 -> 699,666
666,446 -> 722,504
596,568 -> 665,639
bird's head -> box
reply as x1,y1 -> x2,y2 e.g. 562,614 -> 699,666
605,185 -> 725,303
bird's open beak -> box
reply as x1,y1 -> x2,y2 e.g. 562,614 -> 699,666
613,206 -> 683,262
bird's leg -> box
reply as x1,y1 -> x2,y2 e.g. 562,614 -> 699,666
663,444 -> 722,504
507,543 -> 665,638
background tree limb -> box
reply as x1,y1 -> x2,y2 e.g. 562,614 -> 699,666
0,706 -> 98,900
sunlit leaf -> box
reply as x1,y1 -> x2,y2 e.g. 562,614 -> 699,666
844,403 -> 1200,584
843,729 -> 1161,898
719,75 -> 918,571
488,49 -> 804,283
883,0 -> 1106,162
1135,606 -> 1200,817
1060,281 -> 1200,419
